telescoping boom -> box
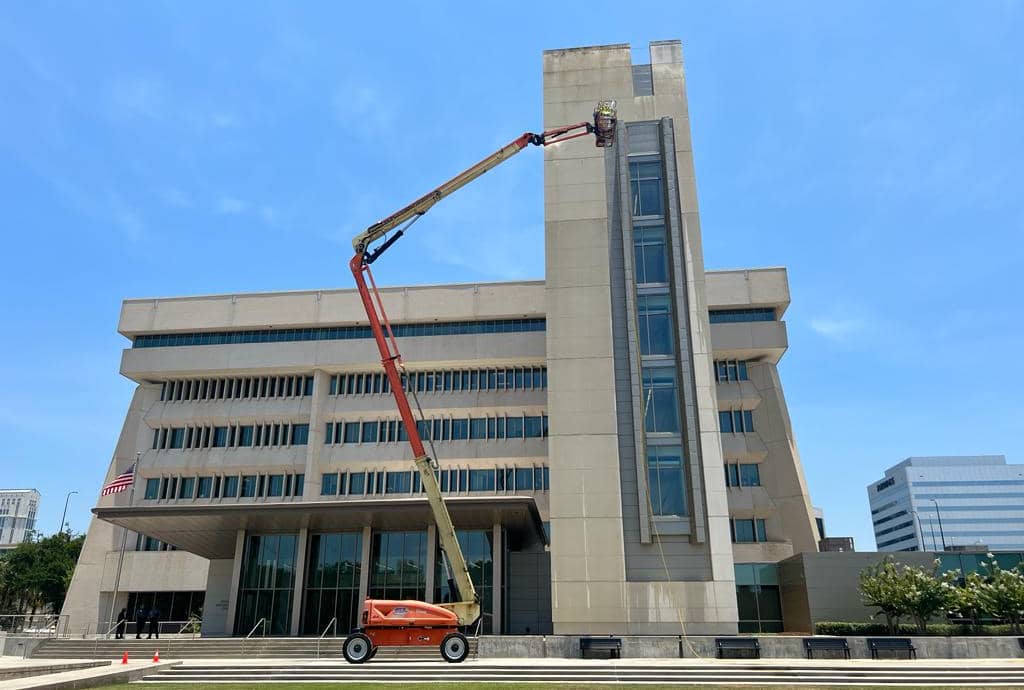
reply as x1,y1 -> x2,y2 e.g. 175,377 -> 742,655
341,101 -> 616,664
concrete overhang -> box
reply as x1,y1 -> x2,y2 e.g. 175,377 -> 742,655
94,496 -> 547,559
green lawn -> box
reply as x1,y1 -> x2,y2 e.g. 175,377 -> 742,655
108,679 -> 1024,683
106,685 -> 1024,690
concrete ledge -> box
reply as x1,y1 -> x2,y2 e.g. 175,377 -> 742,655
0,660 -> 180,690
0,662 -> 109,681
478,635 -> 1024,660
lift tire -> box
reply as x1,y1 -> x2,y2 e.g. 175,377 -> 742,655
367,646 -> 379,661
440,632 -> 469,663
343,633 -> 373,664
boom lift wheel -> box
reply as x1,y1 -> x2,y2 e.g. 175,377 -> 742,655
343,632 -> 373,664
440,632 -> 469,663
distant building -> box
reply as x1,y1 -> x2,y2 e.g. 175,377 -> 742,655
0,489 -> 41,551
868,456 -> 1024,552
818,537 -> 855,552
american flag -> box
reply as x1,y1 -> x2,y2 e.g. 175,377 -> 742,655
101,464 -> 135,496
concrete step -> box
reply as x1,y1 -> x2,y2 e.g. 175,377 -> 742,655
139,660 -> 1024,685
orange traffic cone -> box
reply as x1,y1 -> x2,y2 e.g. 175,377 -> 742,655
121,651 -> 128,665
152,650 -> 160,663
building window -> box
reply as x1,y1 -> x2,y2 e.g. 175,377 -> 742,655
735,563 -> 783,633
629,160 -> 664,217
169,428 -> 185,449
708,308 -> 775,324
633,225 -> 668,284
715,360 -> 749,382
236,534 -> 297,636
726,463 -> 762,487
240,475 -> 257,498
469,469 -> 495,492
647,446 -> 686,516
196,477 -> 213,498
291,424 -> 309,446
641,367 -> 681,433
177,477 -> 194,499
302,532 -> 363,635
321,473 -> 338,496
435,530 -> 493,633
719,410 -> 755,433
385,472 -> 411,494
221,476 -> 238,498
731,518 -> 769,543
144,479 -> 160,500
369,531 -> 427,603
267,475 -> 284,497
294,474 -> 304,496
348,472 -> 365,496
637,293 -> 674,356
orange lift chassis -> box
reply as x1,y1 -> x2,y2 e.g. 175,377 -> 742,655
343,102 -> 617,664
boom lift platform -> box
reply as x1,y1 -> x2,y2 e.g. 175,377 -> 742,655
342,101 -> 616,663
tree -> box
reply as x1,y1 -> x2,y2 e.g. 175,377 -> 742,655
859,556 -> 911,634
950,570 -> 986,631
901,560 -> 958,633
977,558 -> 1024,635
0,532 -> 84,616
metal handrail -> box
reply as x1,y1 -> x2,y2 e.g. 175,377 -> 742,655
241,618 -> 267,656
177,616 -> 201,638
315,617 -> 337,659
79,619 -> 199,639
94,621 -> 122,658
0,614 -> 69,638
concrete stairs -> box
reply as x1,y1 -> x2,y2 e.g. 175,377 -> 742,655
138,660 -> 1024,685
30,636 -> 476,661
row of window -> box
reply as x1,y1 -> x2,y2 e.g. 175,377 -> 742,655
324,415 -> 549,445
875,520 -> 915,538
714,360 -> 750,382
724,463 -> 762,488
878,532 -> 915,548
329,367 -> 547,396
151,423 -> 310,450
730,518 -> 769,543
708,308 -> 776,324
143,473 -> 306,500
319,466 -> 550,496
873,509 -> 909,527
132,318 -> 547,349
719,410 -> 755,434
159,375 -> 314,402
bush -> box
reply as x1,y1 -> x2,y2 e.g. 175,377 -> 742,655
814,621 -> 1017,636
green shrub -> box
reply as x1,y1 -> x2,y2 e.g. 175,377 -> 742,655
814,621 -> 1018,636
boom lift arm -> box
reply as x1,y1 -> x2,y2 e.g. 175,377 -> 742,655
348,103 -> 616,631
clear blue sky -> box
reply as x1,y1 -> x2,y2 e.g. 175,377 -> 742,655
1,2 -> 1021,551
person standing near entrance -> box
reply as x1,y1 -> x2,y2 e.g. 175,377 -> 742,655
146,605 -> 161,639
115,608 -> 127,639
134,605 -> 147,639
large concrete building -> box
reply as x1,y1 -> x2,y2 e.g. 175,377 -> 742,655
0,489 -> 40,552
869,455 -> 1024,552
62,41 -> 818,637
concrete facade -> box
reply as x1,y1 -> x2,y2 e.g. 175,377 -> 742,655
0,489 -> 41,552
869,455 -> 1024,551
62,40 -> 819,638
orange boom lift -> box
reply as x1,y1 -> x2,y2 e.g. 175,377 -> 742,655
342,102 -> 616,663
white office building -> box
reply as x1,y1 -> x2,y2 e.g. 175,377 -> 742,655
868,456 -> 1024,552
0,489 -> 41,551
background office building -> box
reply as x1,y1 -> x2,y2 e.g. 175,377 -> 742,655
62,41 -> 819,637
0,489 -> 40,552
869,455 -> 1024,552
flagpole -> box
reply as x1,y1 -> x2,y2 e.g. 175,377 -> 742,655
105,452 -> 139,638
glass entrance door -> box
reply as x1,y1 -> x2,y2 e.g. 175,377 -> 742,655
235,534 -> 297,636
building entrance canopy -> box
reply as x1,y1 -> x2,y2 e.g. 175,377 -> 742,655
94,496 -> 546,559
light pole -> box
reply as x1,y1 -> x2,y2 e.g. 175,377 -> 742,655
930,498 -> 947,551
60,490 -> 78,537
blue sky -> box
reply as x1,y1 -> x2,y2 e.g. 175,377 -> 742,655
1,2 -> 1021,551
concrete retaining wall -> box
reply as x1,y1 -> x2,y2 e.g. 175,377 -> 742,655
1,634 -> 45,658
478,635 -> 1024,659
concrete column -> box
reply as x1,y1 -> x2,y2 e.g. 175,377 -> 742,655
424,525 -> 437,603
491,524 -> 503,634
303,369 -> 329,501
357,526 -> 372,604
290,527 -> 309,635
224,528 -> 246,636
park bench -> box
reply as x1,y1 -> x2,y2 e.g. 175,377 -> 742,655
803,637 -> 850,659
579,636 -> 622,659
867,638 -> 916,660
715,637 -> 761,659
